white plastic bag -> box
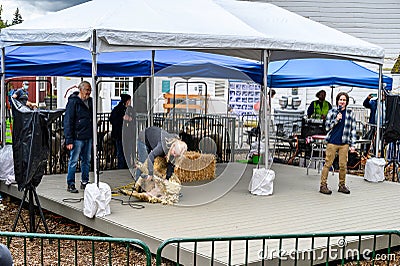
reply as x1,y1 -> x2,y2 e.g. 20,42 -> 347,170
248,168 -> 275,196
0,145 -> 15,185
83,184 -> 100,218
83,182 -> 111,218
96,182 -> 111,217
364,158 -> 386,182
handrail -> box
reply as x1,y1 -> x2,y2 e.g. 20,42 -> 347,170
0,231 -> 152,266
156,230 -> 400,265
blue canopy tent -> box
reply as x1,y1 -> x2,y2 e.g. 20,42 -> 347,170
268,58 -> 393,90
153,50 -> 262,83
2,45 -> 392,90
4,46 -> 150,78
3,45 -> 261,83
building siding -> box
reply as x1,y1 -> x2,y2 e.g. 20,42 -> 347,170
246,0 -> 400,69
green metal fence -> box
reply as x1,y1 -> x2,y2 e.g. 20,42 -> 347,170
2,230 -> 399,265
0,231 -> 151,266
156,230 -> 400,266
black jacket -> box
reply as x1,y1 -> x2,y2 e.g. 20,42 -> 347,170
109,102 -> 127,140
64,92 -> 93,145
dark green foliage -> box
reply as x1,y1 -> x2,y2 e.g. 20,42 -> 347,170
11,7 -> 23,25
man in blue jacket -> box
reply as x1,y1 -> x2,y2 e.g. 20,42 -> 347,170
64,81 -> 93,193
363,92 -> 386,125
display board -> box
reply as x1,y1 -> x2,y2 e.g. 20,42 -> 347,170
228,81 -> 261,116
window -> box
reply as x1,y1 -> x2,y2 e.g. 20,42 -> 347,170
38,76 -> 47,92
114,77 -> 129,97
52,77 -> 58,89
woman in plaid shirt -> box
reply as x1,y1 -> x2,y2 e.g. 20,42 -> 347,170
319,92 -> 357,195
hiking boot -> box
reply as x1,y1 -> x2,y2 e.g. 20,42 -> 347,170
319,185 -> 332,195
67,184 -> 78,193
338,185 -> 350,194
80,182 -> 89,190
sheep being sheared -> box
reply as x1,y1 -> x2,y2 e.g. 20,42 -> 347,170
121,158 -> 181,205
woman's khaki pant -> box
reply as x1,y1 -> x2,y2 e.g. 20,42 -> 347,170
320,143 -> 349,186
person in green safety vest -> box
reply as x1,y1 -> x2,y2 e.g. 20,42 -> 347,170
5,119 -> 12,144
307,90 -> 332,120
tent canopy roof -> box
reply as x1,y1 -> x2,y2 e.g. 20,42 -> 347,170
0,0 -> 384,64
3,45 -> 392,90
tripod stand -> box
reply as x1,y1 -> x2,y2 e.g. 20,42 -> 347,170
8,99 -> 63,235
385,141 -> 400,182
11,183 -> 50,234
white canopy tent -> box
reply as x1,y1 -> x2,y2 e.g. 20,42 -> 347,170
0,0 -> 384,63
0,0 -> 385,182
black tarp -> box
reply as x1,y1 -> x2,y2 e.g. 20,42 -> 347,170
11,99 -> 64,191
384,95 -> 400,143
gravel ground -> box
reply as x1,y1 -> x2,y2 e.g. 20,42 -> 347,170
0,195 -> 172,265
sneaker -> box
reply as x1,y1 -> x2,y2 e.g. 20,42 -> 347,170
67,184 -> 78,193
80,182 -> 89,190
338,185 -> 350,194
319,185 -> 332,195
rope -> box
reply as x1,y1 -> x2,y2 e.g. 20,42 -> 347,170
110,181 -> 136,197
61,181 -> 145,209
62,198 -> 84,203
111,181 -> 145,209
112,198 -> 145,209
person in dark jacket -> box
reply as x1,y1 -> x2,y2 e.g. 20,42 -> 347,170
362,92 -> 386,154
363,92 -> 386,125
12,81 -> 36,109
136,126 -> 187,181
63,81 -> 93,193
109,93 -> 131,169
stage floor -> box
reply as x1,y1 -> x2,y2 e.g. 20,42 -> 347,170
1,163 -> 400,265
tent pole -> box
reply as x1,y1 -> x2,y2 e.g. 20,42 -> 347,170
0,47 -> 5,147
91,30 -> 99,185
263,50 -> 270,168
375,64 -> 383,158
148,50 -> 155,127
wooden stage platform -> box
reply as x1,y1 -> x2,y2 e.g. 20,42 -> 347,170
1,163 -> 400,265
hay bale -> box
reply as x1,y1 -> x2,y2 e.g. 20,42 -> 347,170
173,151 -> 216,182
153,151 -> 216,182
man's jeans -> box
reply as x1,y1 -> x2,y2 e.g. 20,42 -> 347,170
320,143 -> 349,186
67,139 -> 92,186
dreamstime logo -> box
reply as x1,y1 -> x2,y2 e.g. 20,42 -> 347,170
257,238 -> 397,261
121,62 -> 263,206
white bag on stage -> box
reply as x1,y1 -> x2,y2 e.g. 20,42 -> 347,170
364,158 -> 386,182
96,182 -> 111,217
0,145 -> 15,185
83,184 -> 99,218
248,168 -> 275,196
84,182 -> 111,218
